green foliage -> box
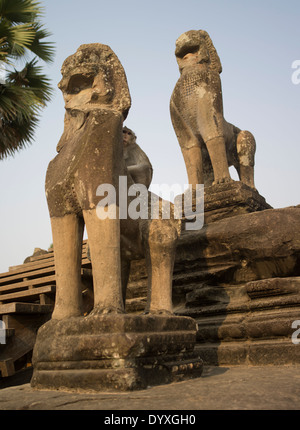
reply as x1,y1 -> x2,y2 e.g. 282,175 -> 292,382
0,0 -> 55,159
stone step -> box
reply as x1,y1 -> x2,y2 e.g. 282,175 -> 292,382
0,302 -> 54,316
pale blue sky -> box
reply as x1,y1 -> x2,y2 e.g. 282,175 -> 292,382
0,0 -> 299,272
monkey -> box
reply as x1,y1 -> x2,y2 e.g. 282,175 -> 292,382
122,126 -> 153,189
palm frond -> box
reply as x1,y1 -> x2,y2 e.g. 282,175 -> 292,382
0,20 -> 36,58
27,22 -> 54,63
0,0 -> 55,159
7,59 -> 53,104
0,111 -> 38,159
0,0 -> 41,24
0,83 -> 37,120
0,80 -> 41,160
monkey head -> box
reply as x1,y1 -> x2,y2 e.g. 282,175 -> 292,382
122,126 -> 136,147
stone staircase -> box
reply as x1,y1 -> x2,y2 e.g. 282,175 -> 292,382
126,184 -> 300,366
0,242 -> 92,377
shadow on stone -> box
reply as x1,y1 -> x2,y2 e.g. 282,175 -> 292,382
201,365 -> 230,378
173,228 -> 231,366
0,367 -> 33,389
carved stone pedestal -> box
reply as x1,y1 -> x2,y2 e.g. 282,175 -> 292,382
183,181 -> 272,226
31,314 -> 203,392
203,182 -> 272,224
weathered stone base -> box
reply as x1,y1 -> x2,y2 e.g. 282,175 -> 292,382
179,277 -> 300,366
197,339 -> 300,366
31,314 -> 203,392
183,181 -> 272,225
204,181 -> 272,224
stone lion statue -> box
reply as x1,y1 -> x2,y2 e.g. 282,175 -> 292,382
170,30 -> 256,189
45,43 -> 181,320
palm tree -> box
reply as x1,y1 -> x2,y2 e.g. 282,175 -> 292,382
0,0 -> 55,160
